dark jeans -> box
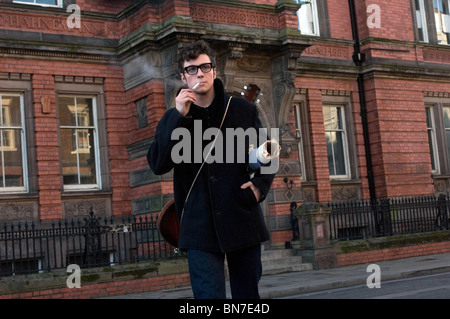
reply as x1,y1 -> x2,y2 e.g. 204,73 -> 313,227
187,245 -> 262,299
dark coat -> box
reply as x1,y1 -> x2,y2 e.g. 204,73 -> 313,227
147,79 -> 275,253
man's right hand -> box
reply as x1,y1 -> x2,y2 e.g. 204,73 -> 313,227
175,89 -> 197,117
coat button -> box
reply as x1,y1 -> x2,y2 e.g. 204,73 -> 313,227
209,175 -> 216,182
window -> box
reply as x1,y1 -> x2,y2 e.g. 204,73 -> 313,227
424,97 -> 450,175
323,105 -> 350,179
434,0 -> 450,44
0,94 -> 27,192
58,96 -> 101,190
13,0 -> 62,7
426,105 -> 439,173
296,0 -> 320,36
416,0 -> 430,42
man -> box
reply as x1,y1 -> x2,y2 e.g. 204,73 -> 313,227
147,40 -> 275,299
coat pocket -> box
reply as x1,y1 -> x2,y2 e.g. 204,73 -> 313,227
238,186 -> 258,209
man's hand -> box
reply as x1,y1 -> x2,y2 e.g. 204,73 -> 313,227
175,88 -> 197,116
240,181 -> 261,202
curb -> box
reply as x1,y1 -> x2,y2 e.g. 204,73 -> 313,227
261,265 -> 450,299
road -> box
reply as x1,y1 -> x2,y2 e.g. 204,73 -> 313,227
282,272 -> 450,299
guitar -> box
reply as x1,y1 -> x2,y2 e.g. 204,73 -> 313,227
157,199 -> 179,248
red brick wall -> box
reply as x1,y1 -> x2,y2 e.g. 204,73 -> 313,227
0,272 -> 190,299
328,0 -> 353,40
364,77 -> 434,198
337,242 -> 450,266
0,55 -> 128,219
355,0 -> 415,42
76,0 -> 134,14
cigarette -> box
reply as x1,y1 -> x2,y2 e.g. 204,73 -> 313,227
193,83 -> 199,90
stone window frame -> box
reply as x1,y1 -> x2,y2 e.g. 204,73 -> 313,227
54,77 -> 110,193
293,90 -> 358,182
321,92 -> 358,181
424,95 -> 450,176
0,74 -> 37,197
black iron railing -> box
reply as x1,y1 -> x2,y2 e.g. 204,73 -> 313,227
0,211 -> 181,277
329,194 -> 449,241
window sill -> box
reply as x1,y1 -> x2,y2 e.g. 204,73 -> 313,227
61,189 -> 112,198
0,192 -> 39,201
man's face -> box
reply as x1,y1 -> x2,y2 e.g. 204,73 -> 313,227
181,53 -> 216,94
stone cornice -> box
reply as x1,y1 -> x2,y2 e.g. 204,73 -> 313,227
0,46 -> 119,64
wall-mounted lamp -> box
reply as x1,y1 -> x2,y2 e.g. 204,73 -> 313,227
283,177 -> 294,190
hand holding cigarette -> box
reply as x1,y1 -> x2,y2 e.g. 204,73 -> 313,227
175,84 -> 198,117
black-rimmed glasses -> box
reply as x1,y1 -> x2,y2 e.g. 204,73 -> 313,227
183,63 -> 214,75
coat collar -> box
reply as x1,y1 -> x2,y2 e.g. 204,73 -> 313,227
187,78 -> 228,123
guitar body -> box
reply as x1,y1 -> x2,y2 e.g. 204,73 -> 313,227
157,199 -> 180,248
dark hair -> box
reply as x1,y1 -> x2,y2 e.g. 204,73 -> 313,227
178,40 -> 216,74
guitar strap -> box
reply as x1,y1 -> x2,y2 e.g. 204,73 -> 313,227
179,96 -> 232,227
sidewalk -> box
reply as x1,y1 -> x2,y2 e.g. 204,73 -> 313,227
103,252 -> 450,299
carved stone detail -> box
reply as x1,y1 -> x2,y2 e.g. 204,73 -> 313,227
0,202 -> 38,222
63,199 -> 109,219
190,4 -> 279,29
271,45 -> 308,157
136,97 -> 148,129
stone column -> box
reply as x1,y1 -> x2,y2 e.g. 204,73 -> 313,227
293,202 -> 336,269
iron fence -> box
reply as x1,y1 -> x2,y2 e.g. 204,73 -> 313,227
329,194 -> 449,241
0,210 -> 181,277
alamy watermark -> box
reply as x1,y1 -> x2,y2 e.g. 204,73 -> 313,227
367,4 -> 381,29
67,4 -> 81,29
66,264 -> 81,289
366,264 -> 381,288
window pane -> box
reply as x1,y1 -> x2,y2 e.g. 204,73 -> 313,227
415,0 -> 429,42
443,107 -> 450,128
59,96 -> 98,187
38,0 -> 58,5
60,129 -> 97,185
61,128 -> 78,185
325,132 -> 335,175
445,130 -> 450,160
428,130 -> 437,171
78,129 -> 96,184
323,107 -> 331,130
296,0 -> 319,35
15,0 -> 59,5
59,97 -> 76,126
434,0 -> 450,44
1,96 -> 21,127
426,107 -> 438,172
333,132 -> 346,175
323,106 -> 343,130
331,107 -> 343,130
326,131 -> 347,176
1,130 -> 23,187
426,107 -> 432,127
0,94 -> 25,191
76,98 -> 94,127
324,105 -> 348,177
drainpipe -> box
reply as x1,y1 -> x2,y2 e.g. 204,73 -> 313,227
348,0 -> 376,201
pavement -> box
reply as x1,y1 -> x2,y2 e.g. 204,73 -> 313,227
103,252 -> 450,299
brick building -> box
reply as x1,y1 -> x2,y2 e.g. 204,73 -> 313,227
0,0 -> 449,248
